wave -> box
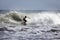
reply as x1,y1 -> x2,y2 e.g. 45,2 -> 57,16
0,11 -> 60,25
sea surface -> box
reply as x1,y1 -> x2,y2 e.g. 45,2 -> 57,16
0,10 -> 60,40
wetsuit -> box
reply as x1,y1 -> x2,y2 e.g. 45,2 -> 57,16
23,16 -> 27,25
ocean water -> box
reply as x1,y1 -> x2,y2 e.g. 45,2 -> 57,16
0,10 -> 60,40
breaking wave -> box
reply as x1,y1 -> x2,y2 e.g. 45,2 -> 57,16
0,11 -> 60,25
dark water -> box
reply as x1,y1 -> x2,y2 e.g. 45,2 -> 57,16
0,10 -> 60,14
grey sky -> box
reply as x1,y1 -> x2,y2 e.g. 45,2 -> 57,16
0,0 -> 60,10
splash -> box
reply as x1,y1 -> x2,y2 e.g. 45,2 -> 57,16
0,11 -> 60,25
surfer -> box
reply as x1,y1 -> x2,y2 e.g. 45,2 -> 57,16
23,16 -> 27,25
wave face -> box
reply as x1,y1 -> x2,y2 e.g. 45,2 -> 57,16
0,11 -> 60,25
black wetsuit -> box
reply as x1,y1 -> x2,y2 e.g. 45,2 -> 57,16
23,16 -> 27,25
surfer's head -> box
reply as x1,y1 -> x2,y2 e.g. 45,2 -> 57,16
25,16 -> 27,18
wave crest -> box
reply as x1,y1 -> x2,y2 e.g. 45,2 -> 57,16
0,11 -> 60,25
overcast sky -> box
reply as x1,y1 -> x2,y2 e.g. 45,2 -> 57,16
0,0 -> 60,10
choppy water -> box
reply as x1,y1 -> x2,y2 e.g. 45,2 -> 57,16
0,10 -> 60,40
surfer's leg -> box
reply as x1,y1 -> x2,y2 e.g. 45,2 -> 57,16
24,22 -> 26,25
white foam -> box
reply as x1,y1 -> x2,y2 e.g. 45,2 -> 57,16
0,11 -> 60,25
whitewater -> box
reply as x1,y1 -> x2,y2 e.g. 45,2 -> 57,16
0,10 -> 60,40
